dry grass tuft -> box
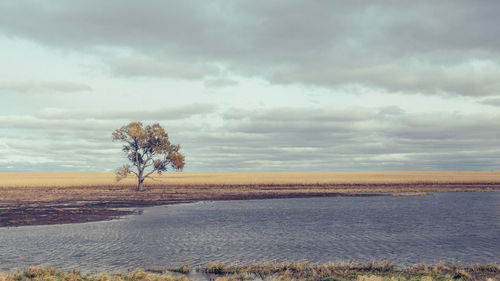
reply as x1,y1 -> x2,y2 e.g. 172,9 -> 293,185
202,261 -> 500,281
2,263 -> 500,281
0,267 -> 191,281
168,264 -> 190,274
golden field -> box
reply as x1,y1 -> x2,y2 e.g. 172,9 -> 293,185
3,171 -> 500,188
1,171 -> 499,203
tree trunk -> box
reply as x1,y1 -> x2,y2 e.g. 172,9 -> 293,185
137,167 -> 145,191
137,177 -> 144,191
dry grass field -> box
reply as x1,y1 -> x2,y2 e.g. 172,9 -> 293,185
3,171 -> 500,188
1,171 -> 500,203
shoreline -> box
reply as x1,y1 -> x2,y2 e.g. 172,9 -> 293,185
1,186 -> 499,227
0,200 -> 195,227
0,192 -> 381,227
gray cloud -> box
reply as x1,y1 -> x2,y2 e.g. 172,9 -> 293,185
176,106 -> 500,171
34,103 -> 217,121
3,139 -> 120,172
3,105 -> 500,171
0,103 -> 216,171
0,116 -> 114,131
204,78 -> 239,88
1,1 -> 499,95
268,60 -> 500,97
106,55 -> 220,79
478,97 -> 500,107
0,80 -> 91,94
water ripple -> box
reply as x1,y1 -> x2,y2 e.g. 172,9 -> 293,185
0,192 -> 499,271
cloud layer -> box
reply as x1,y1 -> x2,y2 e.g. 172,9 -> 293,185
0,80 -> 91,94
1,1 -> 500,172
4,105 -> 500,172
1,1 -> 500,95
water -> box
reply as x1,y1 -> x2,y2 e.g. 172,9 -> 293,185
0,192 -> 499,273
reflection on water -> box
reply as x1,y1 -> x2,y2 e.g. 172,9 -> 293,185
0,192 -> 499,272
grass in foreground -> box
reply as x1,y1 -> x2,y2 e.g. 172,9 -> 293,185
202,261 -> 500,281
1,171 -> 500,203
0,267 -> 190,281
3,262 -> 500,281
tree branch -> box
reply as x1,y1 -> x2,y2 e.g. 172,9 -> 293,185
144,168 -> 159,179
134,139 -> 141,172
143,154 -> 153,168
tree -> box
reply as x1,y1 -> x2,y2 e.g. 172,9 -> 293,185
112,122 -> 185,191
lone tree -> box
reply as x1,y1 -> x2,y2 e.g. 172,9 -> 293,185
112,122 -> 185,191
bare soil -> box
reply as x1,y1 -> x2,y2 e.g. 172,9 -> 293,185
0,200 -> 194,227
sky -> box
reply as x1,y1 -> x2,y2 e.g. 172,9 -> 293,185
1,0 -> 500,172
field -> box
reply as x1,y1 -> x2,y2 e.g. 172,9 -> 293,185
1,171 -> 500,226
4,171 -> 500,188
1,171 -> 500,203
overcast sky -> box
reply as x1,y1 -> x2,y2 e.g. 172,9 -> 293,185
1,0 -> 500,172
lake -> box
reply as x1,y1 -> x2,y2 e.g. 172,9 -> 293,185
0,192 -> 499,273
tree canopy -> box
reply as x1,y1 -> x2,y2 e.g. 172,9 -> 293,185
112,122 -> 185,191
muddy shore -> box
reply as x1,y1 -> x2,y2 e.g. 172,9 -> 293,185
1,182 -> 499,227
0,200 -> 200,227
0,192 -> 373,227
